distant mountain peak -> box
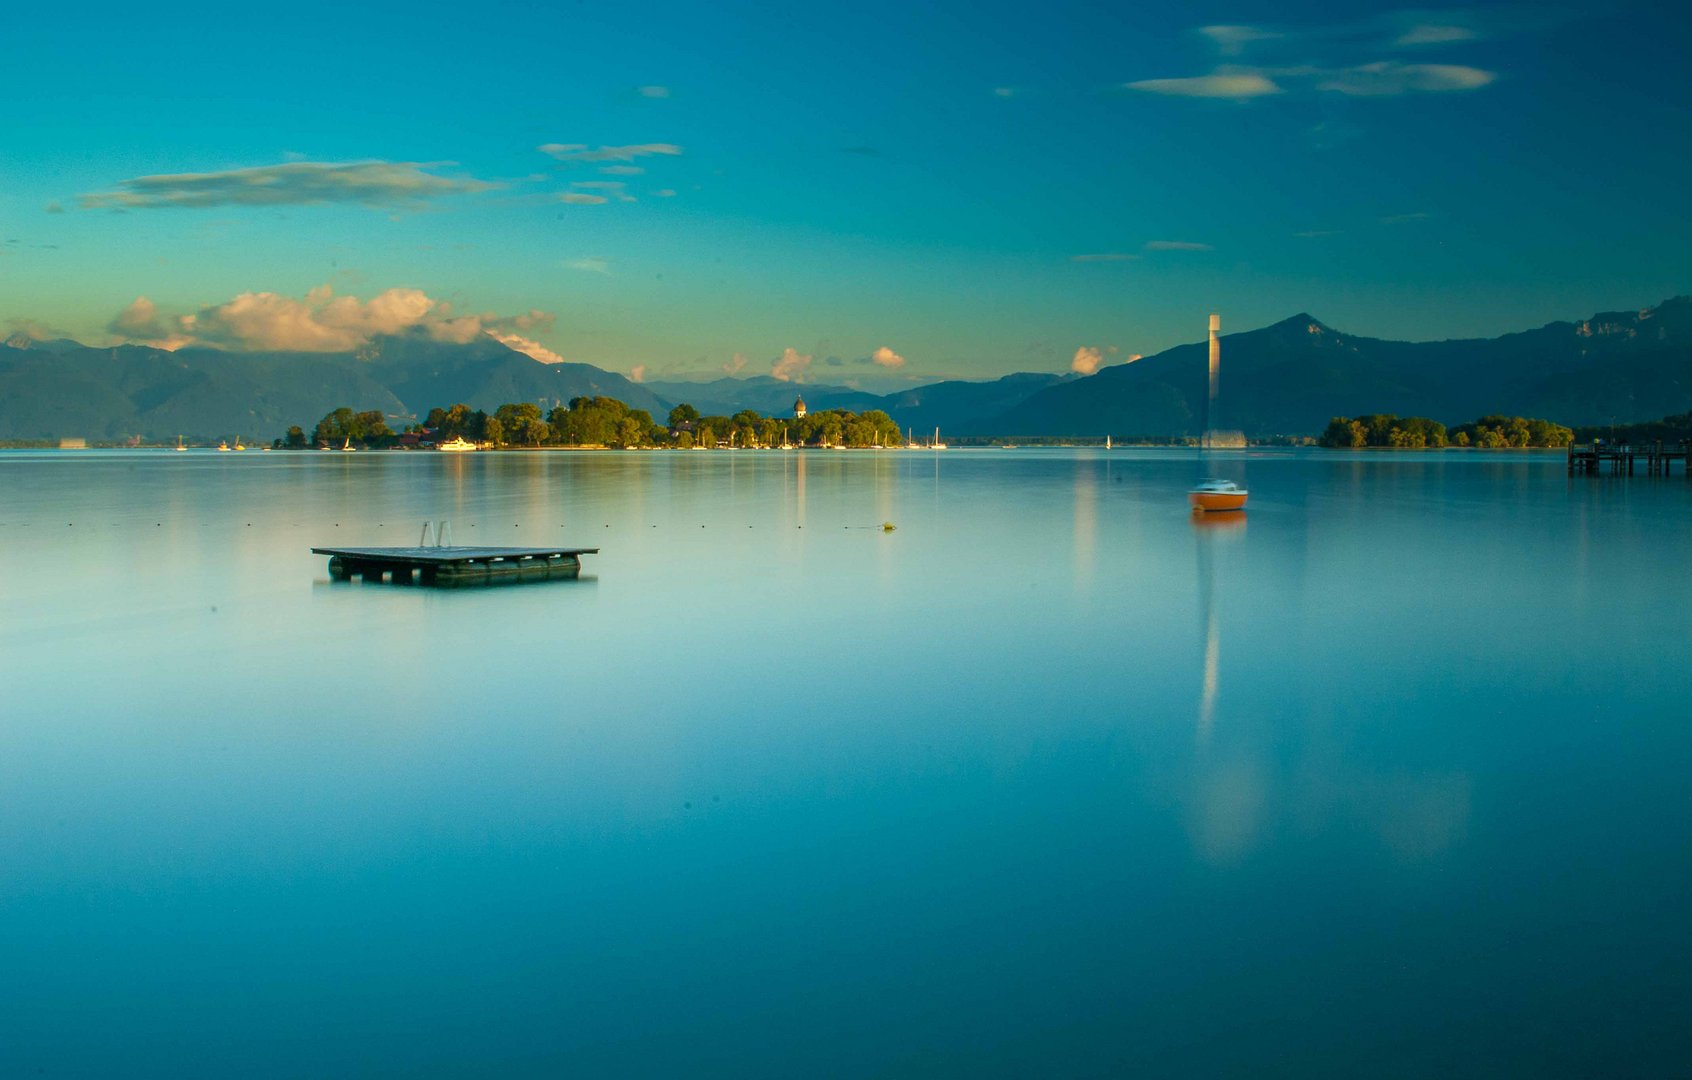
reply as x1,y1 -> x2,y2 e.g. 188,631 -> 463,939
1263,311 -> 1324,330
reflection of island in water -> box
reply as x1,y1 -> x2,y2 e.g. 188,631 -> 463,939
1193,511 -> 1244,741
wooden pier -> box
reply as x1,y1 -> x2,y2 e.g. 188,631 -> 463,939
312,545 -> 598,587
1567,441 -> 1692,477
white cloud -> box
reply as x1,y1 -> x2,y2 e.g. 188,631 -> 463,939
1145,240 -> 1213,251
487,330 -> 565,364
4,317 -> 68,343
80,161 -> 498,210
559,192 -> 608,205
723,352 -> 748,375
1070,252 -> 1139,263
654,188 -> 678,198
1316,61 -> 1496,95
566,257 -> 611,273
1198,24 -> 1282,55
871,346 -> 905,369
600,165 -> 645,176
1395,23 -> 1480,47
629,364 -> 648,382
107,296 -> 193,350
1071,346 -> 1104,375
992,86 -> 1019,98
572,180 -> 636,202
1127,71 -> 1283,99
637,85 -> 671,98
1381,211 -> 1432,225
106,285 -> 564,360
539,142 -> 683,163
771,347 -> 812,382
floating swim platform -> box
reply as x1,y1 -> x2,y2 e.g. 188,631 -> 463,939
312,545 -> 598,587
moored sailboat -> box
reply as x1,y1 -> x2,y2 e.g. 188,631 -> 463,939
1189,313 -> 1248,513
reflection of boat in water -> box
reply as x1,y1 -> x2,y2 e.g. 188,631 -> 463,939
1189,478 -> 1248,513
437,435 -> 477,452
1189,504 -> 1248,531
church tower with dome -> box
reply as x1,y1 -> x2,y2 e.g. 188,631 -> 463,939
793,395 -> 807,419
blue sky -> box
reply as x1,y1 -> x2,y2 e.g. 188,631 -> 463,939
2,0 -> 1687,385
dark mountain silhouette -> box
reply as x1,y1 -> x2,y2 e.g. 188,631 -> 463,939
6,298 -> 1691,441
0,332 -> 665,440
875,372 -> 1078,435
986,298 -> 1692,436
643,371 -> 1076,433
642,376 -> 883,418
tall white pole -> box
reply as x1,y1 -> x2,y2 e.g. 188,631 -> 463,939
1206,314 -> 1220,448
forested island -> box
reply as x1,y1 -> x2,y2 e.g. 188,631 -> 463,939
1318,414 -> 1574,449
284,397 -> 905,450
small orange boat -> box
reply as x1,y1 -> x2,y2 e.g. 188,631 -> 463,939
1188,478 -> 1248,513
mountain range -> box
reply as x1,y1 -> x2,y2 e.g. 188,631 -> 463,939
988,297 -> 1692,436
3,298 -> 1689,441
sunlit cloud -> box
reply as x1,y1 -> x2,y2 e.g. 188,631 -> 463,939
539,142 -> 683,163
44,201 -> 65,214
1145,240 -> 1213,251
636,85 -> 671,98
5,317 -> 70,343
1070,252 -> 1140,263
992,86 -> 1020,98
103,285 -> 562,361
79,161 -> 498,210
871,345 -> 905,369
1316,61 -> 1495,95
1396,23 -> 1480,46
1294,229 -> 1338,238
1381,211 -> 1433,225
1198,24 -> 1283,55
1195,13 -> 1493,55
565,257 -> 611,274
572,180 -> 637,202
629,364 -> 648,382
559,192 -> 608,205
770,347 -> 812,382
486,330 -> 564,364
1071,346 -> 1105,375
600,165 -> 645,176
723,352 -> 748,375
1144,14 -> 1503,102
107,297 -> 193,350
654,188 -> 678,198
1127,71 -> 1283,99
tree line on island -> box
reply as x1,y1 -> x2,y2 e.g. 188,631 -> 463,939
1318,413 -> 1574,449
282,398 -> 905,449
285,401 -> 1591,451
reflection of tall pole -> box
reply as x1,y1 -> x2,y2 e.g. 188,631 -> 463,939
1197,524 -> 1219,742
1204,313 -> 1220,450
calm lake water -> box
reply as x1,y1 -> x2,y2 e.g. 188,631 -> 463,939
2,448 -> 1689,1077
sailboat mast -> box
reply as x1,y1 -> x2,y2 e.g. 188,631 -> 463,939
1204,313 -> 1220,449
